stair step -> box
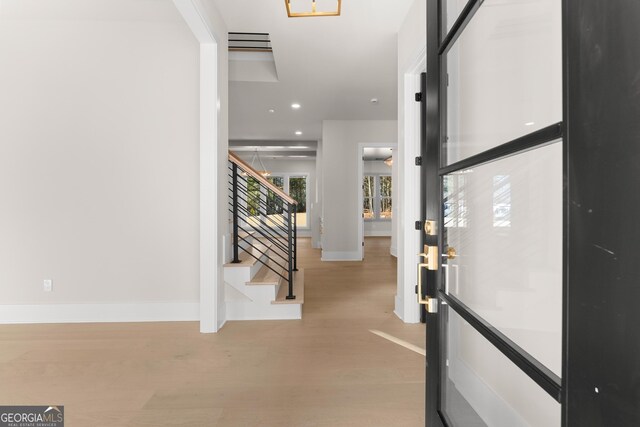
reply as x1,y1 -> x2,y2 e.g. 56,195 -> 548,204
272,270 -> 304,305
224,242 -> 272,268
235,230 -> 255,241
247,262 -> 286,286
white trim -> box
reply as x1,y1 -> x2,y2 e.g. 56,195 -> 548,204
173,0 -> 219,333
321,250 -> 361,261
172,0 -> 215,43
396,44 -> 426,324
0,303 -> 199,324
390,246 -> 397,257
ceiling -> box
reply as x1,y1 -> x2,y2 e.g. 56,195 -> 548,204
229,139 -> 317,159
0,0 -> 183,22
214,0 -> 414,141
363,147 -> 393,161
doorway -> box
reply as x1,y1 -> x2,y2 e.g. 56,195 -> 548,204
358,144 -> 397,260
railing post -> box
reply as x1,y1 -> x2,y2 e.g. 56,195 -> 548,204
232,162 -> 240,263
293,203 -> 298,271
286,201 -> 296,300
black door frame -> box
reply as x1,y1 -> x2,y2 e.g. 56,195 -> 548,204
423,0 -> 640,426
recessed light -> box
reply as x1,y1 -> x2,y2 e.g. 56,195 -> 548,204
268,108 -> 275,113
295,131 -> 303,135
291,103 -> 301,109
525,122 -> 535,126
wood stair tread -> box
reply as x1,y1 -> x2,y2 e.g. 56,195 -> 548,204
224,242 -> 272,267
272,270 -> 304,305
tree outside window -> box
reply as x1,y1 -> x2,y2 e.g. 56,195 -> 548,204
379,176 -> 392,219
289,176 -> 307,227
363,175 -> 392,220
363,176 -> 375,219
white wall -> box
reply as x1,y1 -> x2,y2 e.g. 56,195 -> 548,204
313,140 -> 323,248
363,160 -> 393,237
390,147 -> 398,256
396,0 -> 426,323
321,120 -> 397,261
0,0 -> 228,324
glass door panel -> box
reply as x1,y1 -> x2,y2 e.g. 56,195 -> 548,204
443,141 -> 563,376
445,0 -> 562,166
444,0 -> 469,34
443,307 -> 561,427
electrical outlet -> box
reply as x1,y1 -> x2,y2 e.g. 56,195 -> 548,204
43,279 -> 52,292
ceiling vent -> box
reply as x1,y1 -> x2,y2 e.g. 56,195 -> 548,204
228,32 -> 278,82
229,32 -> 272,53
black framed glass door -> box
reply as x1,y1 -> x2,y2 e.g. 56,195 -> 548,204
423,0 -> 564,425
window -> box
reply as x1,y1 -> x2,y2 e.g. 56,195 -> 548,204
363,176 -> 375,219
266,176 -> 284,216
363,175 -> 392,220
289,176 -> 307,227
244,173 -> 310,229
379,176 -> 392,219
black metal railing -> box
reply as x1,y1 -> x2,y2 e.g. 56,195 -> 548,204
228,151 -> 297,300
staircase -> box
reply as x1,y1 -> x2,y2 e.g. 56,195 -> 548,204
224,151 -> 304,320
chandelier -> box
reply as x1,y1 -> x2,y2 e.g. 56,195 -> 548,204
243,149 -> 271,177
285,0 -> 341,18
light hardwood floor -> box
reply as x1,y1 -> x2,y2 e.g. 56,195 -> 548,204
0,237 -> 425,426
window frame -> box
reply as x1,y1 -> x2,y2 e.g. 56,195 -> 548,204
363,173 -> 392,222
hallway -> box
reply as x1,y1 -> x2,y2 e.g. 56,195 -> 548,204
0,237 -> 425,426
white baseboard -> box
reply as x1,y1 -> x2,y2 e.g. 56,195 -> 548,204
321,250 -> 361,261
0,302 -> 199,324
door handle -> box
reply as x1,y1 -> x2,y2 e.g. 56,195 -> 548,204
418,245 -> 439,313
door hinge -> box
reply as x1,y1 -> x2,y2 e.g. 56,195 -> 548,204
415,92 -> 423,102
415,156 -> 422,166
414,221 -> 422,231
362,241 -> 365,247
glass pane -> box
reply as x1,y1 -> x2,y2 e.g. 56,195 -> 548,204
363,198 -> 374,219
445,0 -> 562,165
267,176 -> 284,190
266,176 -> 284,216
443,307 -> 561,427
444,0 -> 469,35
289,177 -> 307,227
363,176 -> 374,198
443,142 -> 562,376
444,174 -> 468,228
380,197 -> 392,219
379,176 -> 392,197
246,177 -> 260,217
